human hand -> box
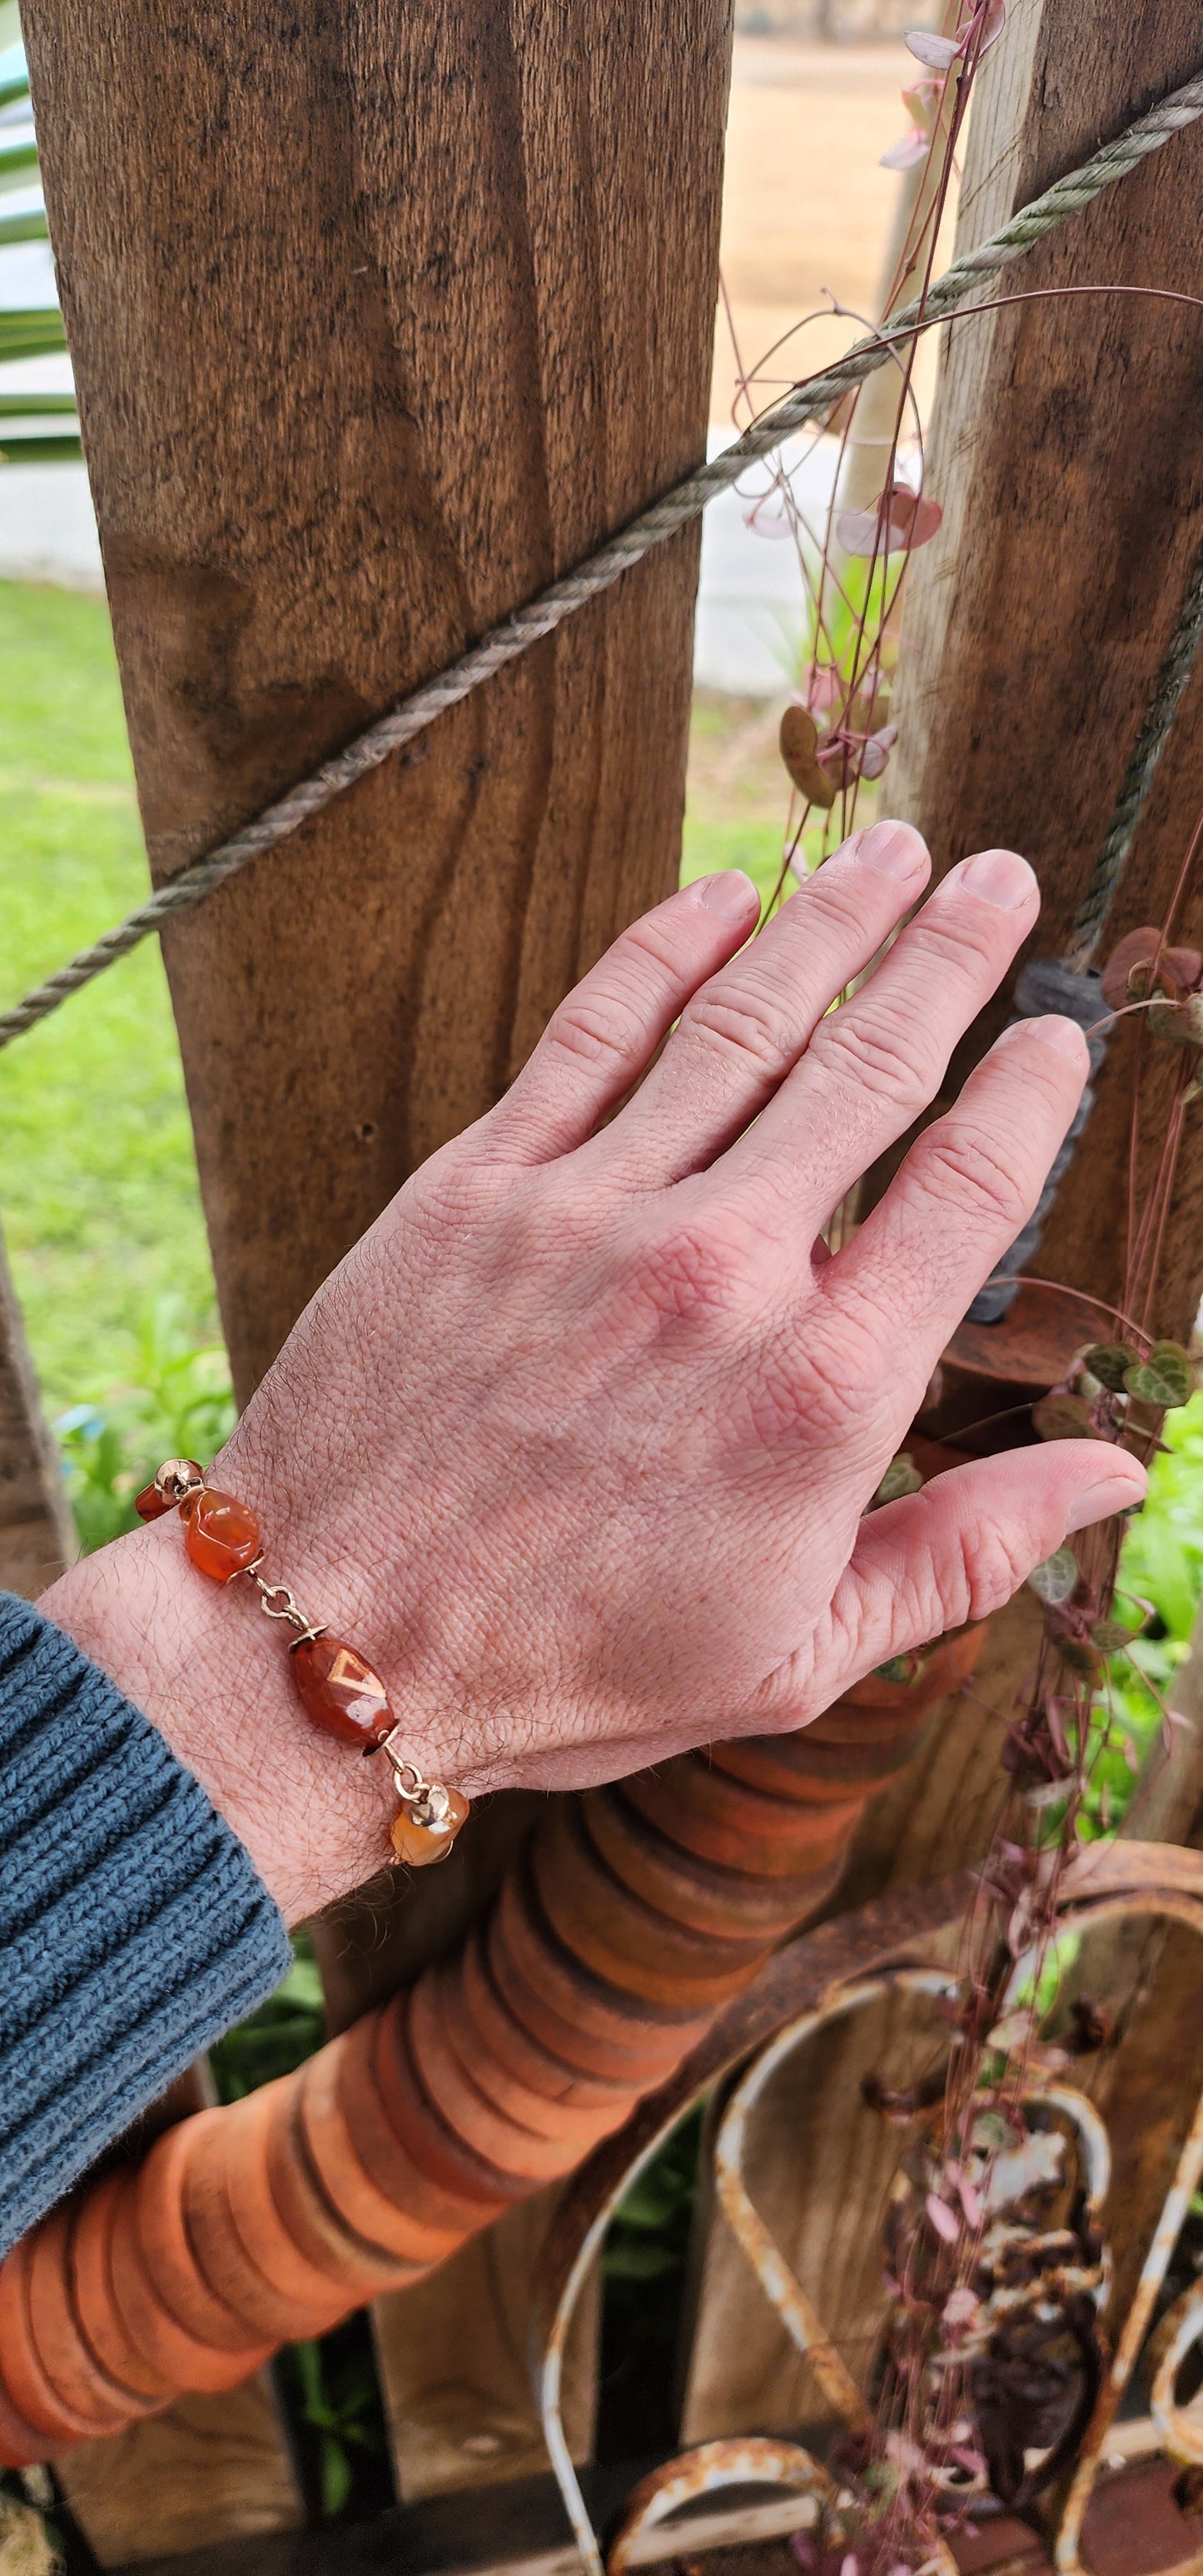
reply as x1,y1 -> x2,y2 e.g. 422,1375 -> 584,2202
43,823 -> 1146,1918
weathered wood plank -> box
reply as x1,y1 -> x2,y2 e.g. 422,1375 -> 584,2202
887,0 -> 1203,1341
52,2378 -> 303,2569
27,0 -> 733,1403
372,2189 -> 599,2504
0,1222 -> 73,1599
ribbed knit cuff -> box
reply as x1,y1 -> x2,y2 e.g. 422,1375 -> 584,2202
0,1590 -> 291,2256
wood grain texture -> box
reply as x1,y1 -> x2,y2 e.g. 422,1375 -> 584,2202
52,2376 -> 302,2567
372,2187 -> 599,2504
27,0 -> 733,1401
679,1967 -> 961,2447
0,1223 -> 73,1599
887,0 -> 1203,1340
833,1591 -> 1044,1916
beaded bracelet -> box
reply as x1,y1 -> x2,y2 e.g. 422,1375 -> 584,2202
134,1458 -> 470,1867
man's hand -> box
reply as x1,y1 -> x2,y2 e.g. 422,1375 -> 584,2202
43,823 -> 1145,1918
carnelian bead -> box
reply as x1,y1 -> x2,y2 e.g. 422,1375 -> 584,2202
134,1484 -> 172,1522
185,1489 -> 261,1581
390,1788 -> 470,1867
291,1636 -> 393,1750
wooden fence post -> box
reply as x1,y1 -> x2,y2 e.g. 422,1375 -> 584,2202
26,0 -> 734,1404
887,0 -> 1203,1340
0,1224 -> 73,1599
24,0 -> 733,2529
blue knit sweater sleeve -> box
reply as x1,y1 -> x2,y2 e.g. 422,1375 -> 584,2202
0,1589 -> 291,2258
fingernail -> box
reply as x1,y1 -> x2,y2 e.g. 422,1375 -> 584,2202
698,869 -> 759,920
851,819 -> 929,882
958,847 -> 1037,910
997,1012 -> 1087,1066
1065,1468 -> 1148,1533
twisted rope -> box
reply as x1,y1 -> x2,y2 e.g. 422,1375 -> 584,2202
2,63 -> 1202,1054
968,529 -> 1203,1320
1066,533 -> 1203,969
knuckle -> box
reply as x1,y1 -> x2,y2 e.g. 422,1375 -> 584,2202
544,990 -> 640,1076
921,1117 -> 1031,1233
748,1309 -> 882,1446
632,1216 -> 756,1331
683,969 -> 808,1081
809,1004 -> 934,1117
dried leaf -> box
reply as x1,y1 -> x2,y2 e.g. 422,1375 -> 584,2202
905,26 -> 960,67
1027,1544 -> 1078,1605
1148,992 -> 1203,1048
1031,1390 -> 1103,1443
880,128 -> 931,170
1080,1340 -> 1141,1392
779,703 -> 838,809
876,1450 -> 924,1504
1124,1340 -> 1196,1409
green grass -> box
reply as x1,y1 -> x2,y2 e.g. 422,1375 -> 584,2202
0,582 -> 221,1412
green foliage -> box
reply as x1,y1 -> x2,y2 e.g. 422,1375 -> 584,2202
55,1295 -> 235,1550
0,584 -> 222,1411
276,2322 -> 392,2523
208,1934 -> 327,2104
1077,1392 -> 1203,1838
604,2106 -> 702,2290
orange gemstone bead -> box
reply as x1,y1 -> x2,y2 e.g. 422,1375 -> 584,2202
291,1636 -> 393,1750
390,1788 -> 470,1867
185,1489 -> 261,1581
134,1484 -> 172,1522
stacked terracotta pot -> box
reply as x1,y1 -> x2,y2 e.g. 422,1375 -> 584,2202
0,1633 -> 980,2463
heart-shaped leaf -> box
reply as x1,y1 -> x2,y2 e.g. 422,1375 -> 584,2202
905,27 -> 960,67
1100,926 -> 1203,1011
837,485 -> 943,559
876,1451 -> 923,1504
880,128 -> 930,170
860,724 -> 899,781
1080,1341 -> 1141,1392
1091,1619 -> 1133,1656
1124,1340 -> 1196,1409
1027,1546 -> 1078,1606
779,703 -> 838,808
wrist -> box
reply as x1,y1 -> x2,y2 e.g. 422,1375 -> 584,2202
39,1509 -> 403,1923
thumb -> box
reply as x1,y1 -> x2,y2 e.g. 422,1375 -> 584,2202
828,1441 -> 1148,1678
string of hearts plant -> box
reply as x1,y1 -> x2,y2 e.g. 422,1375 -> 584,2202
718,13 -> 1203,2570
788,868 -> 1203,2576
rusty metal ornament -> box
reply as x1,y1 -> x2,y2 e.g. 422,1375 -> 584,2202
533,1852 -> 1203,2576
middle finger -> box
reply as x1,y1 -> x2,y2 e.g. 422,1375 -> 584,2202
599,819 -> 931,1186
702,843 -> 1040,1232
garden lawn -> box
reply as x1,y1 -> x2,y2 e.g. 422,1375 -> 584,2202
0,579 -> 221,1413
